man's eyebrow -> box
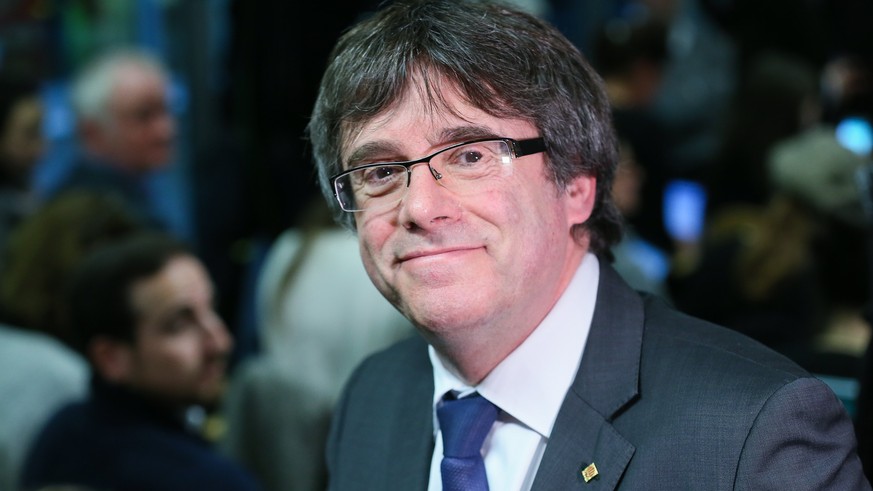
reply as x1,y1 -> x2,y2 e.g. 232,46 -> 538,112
345,141 -> 404,169
153,304 -> 193,325
437,125 -> 499,143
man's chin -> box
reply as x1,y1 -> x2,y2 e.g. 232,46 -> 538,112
139,161 -> 171,173
194,380 -> 228,409
129,153 -> 173,173
145,384 -> 226,411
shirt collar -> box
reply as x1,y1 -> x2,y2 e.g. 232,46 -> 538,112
430,253 -> 600,437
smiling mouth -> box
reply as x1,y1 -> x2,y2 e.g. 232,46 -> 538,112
398,246 -> 481,263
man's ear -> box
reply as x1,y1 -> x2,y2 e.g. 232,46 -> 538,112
88,336 -> 133,383
564,174 -> 597,226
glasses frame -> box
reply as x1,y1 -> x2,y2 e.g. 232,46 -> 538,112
330,137 -> 547,212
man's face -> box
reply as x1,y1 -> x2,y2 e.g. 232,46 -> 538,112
101,63 -> 176,172
342,81 -> 595,346
123,255 -> 232,407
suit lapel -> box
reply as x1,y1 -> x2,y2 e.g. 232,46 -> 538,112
532,263 -> 644,490
383,336 -> 436,490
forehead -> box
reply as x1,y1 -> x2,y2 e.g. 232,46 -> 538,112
109,64 -> 167,104
341,78 -> 534,161
130,256 -> 210,316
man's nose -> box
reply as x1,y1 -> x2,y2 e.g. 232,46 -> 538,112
397,162 -> 459,227
201,312 -> 233,355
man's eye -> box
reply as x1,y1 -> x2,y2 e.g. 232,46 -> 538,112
159,311 -> 198,335
363,166 -> 400,184
459,150 -> 484,164
447,144 -> 495,167
160,320 -> 188,335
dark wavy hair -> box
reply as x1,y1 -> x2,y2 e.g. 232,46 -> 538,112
307,0 -> 622,255
66,232 -> 192,355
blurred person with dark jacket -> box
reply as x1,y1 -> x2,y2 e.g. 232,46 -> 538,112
0,191 -> 141,489
20,233 -> 263,491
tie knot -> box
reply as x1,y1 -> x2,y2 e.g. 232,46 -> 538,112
437,393 -> 498,459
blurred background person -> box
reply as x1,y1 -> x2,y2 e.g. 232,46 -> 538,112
20,232 -> 263,491
632,0 -> 738,187
664,50 -> 822,281
0,321 -> 87,491
821,54 -> 873,130
670,124 -> 871,381
0,76 -> 43,265
593,15 -> 673,255
44,47 -> 179,235
220,198 -> 413,491
609,137 -> 672,299
0,191 -> 142,344
0,191 -> 142,490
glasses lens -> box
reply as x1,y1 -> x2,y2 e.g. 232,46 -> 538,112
431,140 -> 512,187
336,164 -> 407,212
334,139 -> 516,212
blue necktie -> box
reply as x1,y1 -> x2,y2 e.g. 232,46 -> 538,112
437,393 -> 499,491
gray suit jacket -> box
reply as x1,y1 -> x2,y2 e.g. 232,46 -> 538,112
327,264 -> 870,490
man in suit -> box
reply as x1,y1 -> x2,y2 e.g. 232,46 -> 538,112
307,0 -> 870,489
20,233 -> 263,491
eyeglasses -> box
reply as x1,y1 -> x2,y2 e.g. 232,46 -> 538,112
331,137 -> 546,212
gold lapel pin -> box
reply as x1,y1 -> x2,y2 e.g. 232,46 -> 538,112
581,462 -> 599,483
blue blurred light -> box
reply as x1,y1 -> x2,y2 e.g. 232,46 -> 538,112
663,179 -> 707,243
835,117 -> 873,156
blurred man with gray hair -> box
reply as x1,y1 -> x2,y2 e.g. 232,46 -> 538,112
50,47 -> 177,231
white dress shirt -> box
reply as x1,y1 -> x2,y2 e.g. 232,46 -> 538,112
427,253 -> 600,491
